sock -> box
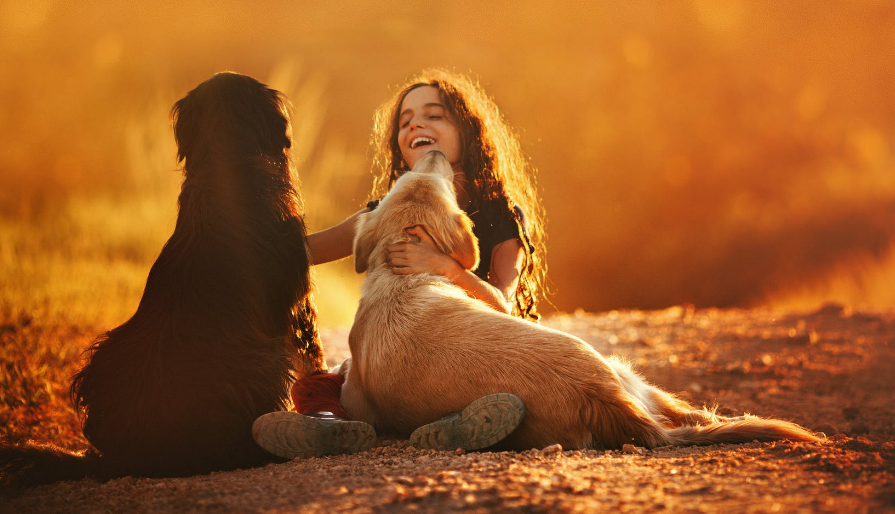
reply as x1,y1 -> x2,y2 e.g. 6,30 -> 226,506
291,372 -> 350,419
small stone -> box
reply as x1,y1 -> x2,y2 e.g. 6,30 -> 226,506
540,443 -> 563,456
454,448 -> 465,455
622,444 -> 645,455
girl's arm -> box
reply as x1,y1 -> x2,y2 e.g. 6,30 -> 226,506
305,208 -> 369,266
388,226 -> 524,314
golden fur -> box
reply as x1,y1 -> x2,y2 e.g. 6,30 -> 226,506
339,150 -> 819,450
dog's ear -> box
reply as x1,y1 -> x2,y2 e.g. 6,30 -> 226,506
448,213 -> 479,271
353,212 -> 375,273
171,95 -> 198,164
423,212 -> 480,271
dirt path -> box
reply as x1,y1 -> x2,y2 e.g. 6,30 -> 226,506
3,305 -> 894,512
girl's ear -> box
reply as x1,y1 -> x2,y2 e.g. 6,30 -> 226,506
353,212 -> 375,273
448,213 -> 479,271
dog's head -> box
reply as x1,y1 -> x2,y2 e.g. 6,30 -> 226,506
171,72 -> 293,189
354,151 -> 480,274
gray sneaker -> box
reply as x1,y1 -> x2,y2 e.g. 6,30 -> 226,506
409,393 -> 525,451
252,411 -> 376,459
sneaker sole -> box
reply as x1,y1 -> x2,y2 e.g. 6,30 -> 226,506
252,411 -> 376,459
409,393 -> 525,451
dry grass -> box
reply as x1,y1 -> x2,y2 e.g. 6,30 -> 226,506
0,193 -> 176,449
0,317 -> 89,449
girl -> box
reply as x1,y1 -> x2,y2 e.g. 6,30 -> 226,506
253,69 -> 547,458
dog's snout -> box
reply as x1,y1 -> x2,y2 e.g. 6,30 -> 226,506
411,151 -> 452,180
420,151 -> 447,168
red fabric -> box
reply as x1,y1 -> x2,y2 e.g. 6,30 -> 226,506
291,372 -> 350,419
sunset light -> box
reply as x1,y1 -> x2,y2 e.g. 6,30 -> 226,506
1,3 -> 893,510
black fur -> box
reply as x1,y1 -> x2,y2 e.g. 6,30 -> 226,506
1,72 -> 324,486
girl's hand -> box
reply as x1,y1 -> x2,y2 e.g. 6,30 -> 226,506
387,226 -> 462,278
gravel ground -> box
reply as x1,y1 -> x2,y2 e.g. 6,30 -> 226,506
2,305 -> 894,512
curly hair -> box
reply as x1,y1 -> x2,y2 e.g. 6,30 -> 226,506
369,69 -> 547,320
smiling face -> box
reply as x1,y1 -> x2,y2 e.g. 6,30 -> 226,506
397,86 -> 463,170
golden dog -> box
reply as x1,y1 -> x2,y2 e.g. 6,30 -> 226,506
339,150 -> 819,451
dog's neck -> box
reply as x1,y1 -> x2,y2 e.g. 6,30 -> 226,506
360,233 -> 450,297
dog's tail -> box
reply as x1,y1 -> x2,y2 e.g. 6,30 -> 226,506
662,415 -> 822,447
0,442 -> 98,488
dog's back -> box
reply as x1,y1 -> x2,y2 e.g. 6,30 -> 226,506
73,258 -> 302,477
348,282 -> 645,449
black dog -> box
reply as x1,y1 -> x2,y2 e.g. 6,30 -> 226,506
1,72 -> 324,485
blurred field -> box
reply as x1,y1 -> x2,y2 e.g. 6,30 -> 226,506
1,0 -> 894,333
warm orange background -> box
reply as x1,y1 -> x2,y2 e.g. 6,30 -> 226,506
2,1 -> 893,328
